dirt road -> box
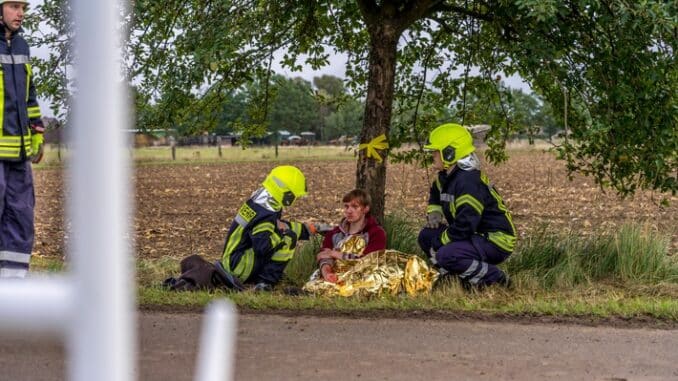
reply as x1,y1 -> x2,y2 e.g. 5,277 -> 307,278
2,311 -> 677,381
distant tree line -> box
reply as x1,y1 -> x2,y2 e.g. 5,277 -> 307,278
134,73 -> 559,144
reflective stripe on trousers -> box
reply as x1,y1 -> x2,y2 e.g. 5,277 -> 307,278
426,234 -> 510,286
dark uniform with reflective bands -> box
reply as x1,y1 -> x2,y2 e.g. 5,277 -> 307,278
0,26 -> 43,278
220,190 -> 310,285
419,168 -> 516,287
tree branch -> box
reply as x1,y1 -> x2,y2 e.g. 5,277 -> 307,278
429,1 -> 495,22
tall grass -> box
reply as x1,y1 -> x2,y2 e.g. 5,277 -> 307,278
383,213 -> 425,255
133,145 -> 356,163
33,144 -> 358,167
506,224 -> 677,289
284,236 -> 324,287
135,221 -> 678,318
134,219 -> 676,292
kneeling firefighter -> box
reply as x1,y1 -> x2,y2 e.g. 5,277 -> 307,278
165,165 -> 321,291
418,123 -> 517,289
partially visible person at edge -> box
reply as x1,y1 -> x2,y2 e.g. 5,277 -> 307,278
418,123 -> 516,289
314,189 -> 387,283
165,165 -> 321,291
0,0 -> 45,279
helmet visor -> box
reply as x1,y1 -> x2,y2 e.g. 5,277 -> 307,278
281,191 -> 296,207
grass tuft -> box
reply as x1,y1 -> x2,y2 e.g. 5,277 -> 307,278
383,213 -> 425,255
505,224 -> 677,289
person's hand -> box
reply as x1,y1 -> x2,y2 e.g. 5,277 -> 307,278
312,222 -> 333,233
277,219 -> 290,232
31,133 -> 44,164
318,249 -> 344,260
320,265 -> 338,283
424,211 -> 444,229
316,249 -> 334,261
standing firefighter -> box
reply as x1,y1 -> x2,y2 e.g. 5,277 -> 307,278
0,0 -> 44,279
165,165 -> 320,292
418,123 -> 516,289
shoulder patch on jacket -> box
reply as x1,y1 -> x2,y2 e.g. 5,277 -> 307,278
237,203 -> 256,223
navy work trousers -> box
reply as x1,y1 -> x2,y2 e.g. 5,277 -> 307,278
0,161 -> 35,278
418,227 -> 510,286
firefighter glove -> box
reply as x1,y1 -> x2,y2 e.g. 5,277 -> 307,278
31,133 -> 44,164
424,211 -> 444,229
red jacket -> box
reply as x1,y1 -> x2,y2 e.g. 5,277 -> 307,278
321,215 -> 386,259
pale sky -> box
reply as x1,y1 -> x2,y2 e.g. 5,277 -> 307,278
272,51 -> 533,93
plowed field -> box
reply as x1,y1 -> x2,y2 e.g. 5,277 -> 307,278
33,149 -> 677,261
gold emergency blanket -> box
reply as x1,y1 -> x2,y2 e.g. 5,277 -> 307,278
303,250 -> 439,297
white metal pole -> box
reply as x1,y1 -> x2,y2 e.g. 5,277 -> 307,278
69,0 -> 134,380
0,277 -> 72,335
194,300 -> 238,381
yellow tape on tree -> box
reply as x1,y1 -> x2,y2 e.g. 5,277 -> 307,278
358,134 -> 389,162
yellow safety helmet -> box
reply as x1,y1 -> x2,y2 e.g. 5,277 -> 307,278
262,165 -> 307,207
424,123 -> 475,168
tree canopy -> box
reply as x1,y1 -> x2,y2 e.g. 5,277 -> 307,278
29,0 -> 677,220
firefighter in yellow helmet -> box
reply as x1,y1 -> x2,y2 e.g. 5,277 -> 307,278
0,0 -> 45,278
165,165 -> 322,292
418,123 -> 516,289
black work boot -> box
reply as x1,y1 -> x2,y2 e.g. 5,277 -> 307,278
497,273 -> 513,289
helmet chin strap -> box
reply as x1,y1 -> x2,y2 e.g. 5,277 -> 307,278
0,14 -> 11,35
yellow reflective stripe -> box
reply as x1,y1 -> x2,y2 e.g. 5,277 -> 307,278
440,230 -> 451,245
488,231 -> 516,252
427,204 -> 443,214
251,222 -> 280,247
269,234 -> 282,248
28,106 -> 41,119
0,136 -> 25,145
455,194 -> 484,215
25,63 -> 31,101
434,177 -> 441,192
0,149 -> 22,157
448,201 -> 456,218
271,248 -> 294,262
0,70 -> 3,133
232,249 -> 255,280
289,221 -> 303,238
481,173 -> 517,237
223,226 -> 244,260
252,222 -> 275,235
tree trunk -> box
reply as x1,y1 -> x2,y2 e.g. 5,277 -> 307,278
356,25 -> 399,224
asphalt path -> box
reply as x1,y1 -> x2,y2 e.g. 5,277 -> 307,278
1,311 -> 677,380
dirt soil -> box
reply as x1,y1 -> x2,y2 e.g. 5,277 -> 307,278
33,150 -> 677,262
1,311 -> 677,381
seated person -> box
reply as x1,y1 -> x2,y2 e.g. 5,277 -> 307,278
314,189 -> 387,283
165,165 -> 319,291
